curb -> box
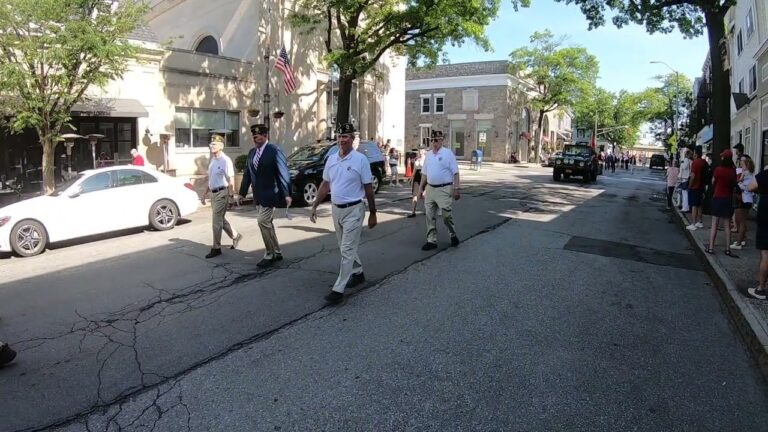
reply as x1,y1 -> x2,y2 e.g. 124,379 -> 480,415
673,207 -> 768,381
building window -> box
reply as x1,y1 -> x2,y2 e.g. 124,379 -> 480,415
462,89 -> 479,111
745,126 -> 752,151
737,30 -> 743,55
434,94 -> 445,114
419,125 -> 432,147
174,108 -> 240,148
194,36 -> 219,55
420,95 -> 431,114
738,78 -> 745,93
749,64 -> 757,94
746,8 -> 755,39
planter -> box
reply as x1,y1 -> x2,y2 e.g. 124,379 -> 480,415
234,172 -> 244,193
272,111 -> 285,119
247,109 -> 260,118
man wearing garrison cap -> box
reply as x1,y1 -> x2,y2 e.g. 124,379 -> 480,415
236,124 -> 292,268
202,134 -> 241,259
419,129 -> 461,251
310,122 -> 377,305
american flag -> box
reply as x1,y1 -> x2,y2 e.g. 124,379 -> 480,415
275,46 -> 297,94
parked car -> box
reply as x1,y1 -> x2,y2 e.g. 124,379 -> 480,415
649,154 -> 666,170
288,140 -> 385,206
0,166 -> 200,257
553,144 -> 599,182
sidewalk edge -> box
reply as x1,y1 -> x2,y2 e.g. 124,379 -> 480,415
673,208 -> 768,381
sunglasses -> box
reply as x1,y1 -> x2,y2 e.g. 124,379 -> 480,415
430,138 -> 443,142
338,134 -> 353,139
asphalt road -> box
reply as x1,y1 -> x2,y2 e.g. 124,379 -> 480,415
2,163 -> 767,432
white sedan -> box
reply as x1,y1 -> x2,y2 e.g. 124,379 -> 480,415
0,166 -> 200,257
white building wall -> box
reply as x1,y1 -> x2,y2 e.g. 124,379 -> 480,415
377,54 -> 407,153
729,0 -> 762,162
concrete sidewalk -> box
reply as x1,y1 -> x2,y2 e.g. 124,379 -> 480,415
676,208 -> 768,378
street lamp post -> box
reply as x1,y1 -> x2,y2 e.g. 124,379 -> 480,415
650,61 -> 681,149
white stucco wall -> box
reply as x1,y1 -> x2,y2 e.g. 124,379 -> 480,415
377,54 -> 407,152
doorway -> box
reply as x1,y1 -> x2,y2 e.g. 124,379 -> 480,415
450,120 -> 466,157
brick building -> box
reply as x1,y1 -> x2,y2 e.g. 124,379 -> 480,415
404,61 -> 572,162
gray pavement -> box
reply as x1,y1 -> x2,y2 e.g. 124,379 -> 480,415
2,164 -> 768,431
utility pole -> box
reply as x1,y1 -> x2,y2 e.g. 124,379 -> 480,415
263,2 -> 272,136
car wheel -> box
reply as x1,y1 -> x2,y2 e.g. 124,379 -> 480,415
11,219 -> 47,257
372,172 -> 382,193
553,170 -> 562,182
149,199 -> 179,231
303,181 -> 319,206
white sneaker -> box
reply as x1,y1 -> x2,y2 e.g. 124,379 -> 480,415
695,222 -> 704,228
731,243 -> 743,250
686,224 -> 698,231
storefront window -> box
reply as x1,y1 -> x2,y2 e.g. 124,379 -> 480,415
175,108 -> 240,148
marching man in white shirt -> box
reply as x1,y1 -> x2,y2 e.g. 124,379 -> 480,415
202,134 -> 242,258
310,123 -> 378,305
419,130 -> 461,250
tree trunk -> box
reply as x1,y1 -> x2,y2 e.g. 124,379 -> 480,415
41,132 -> 56,195
335,74 -> 354,126
705,9 -> 730,163
535,110 -> 545,163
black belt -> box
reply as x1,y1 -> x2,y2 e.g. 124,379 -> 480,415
428,183 -> 452,188
211,186 -> 228,193
334,200 -> 361,208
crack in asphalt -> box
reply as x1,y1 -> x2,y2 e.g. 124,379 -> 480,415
14,181 -> 606,432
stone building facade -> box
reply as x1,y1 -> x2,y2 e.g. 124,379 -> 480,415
405,61 -> 572,163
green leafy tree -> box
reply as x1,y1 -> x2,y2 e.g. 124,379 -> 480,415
291,0 -> 519,125
572,84 -> 614,133
554,0 -> 732,160
508,30 -> 599,162
0,0 -> 148,193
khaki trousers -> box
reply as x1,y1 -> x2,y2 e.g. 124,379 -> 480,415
331,203 -> 365,293
425,185 -> 457,243
256,205 -> 281,258
212,189 -> 236,248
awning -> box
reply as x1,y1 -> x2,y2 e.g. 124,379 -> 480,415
71,98 -> 148,118
697,124 -> 713,145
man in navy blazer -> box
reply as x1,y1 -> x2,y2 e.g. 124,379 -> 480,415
235,124 -> 292,267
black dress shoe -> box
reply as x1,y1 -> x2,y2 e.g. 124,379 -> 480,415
450,236 -> 460,247
231,233 -> 243,250
205,248 -> 222,259
257,254 -> 283,268
274,254 -> 283,261
324,291 -> 344,304
0,343 -> 16,366
347,272 -> 365,288
421,242 -> 437,251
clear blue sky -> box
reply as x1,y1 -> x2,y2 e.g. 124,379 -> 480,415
442,0 -> 709,92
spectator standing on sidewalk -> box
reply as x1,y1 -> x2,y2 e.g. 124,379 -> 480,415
130,148 -> 144,166
747,166 -> 768,300
732,156 -> 755,250
310,123 -> 377,305
706,149 -> 738,256
679,148 -> 692,212
665,159 -> 679,209
202,135 -> 242,259
686,146 -> 707,231
388,147 -> 400,186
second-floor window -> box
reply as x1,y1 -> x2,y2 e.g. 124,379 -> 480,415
420,95 -> 431,114
749,65 -> 758,94
195,35 -> 219,56
746,8 -> 755,39
434,94 -> 445,114
737,30 -> 744,56
174,108 -> 240,148
738,78 -> 745,93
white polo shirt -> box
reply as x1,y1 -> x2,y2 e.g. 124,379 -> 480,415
422,146 -> 459,185
323,149 -> 372,205
208,153 -> 234,189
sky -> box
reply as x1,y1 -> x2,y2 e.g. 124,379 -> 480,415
442,0 -> 710,93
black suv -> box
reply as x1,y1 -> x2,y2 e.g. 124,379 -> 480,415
649,154 -> 666,170
288,141 -> 386,206
553,144 -> 599,182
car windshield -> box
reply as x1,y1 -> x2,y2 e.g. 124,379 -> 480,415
288,145 -> 329,162
49,174 -> 85,196
563,146 -> 591,157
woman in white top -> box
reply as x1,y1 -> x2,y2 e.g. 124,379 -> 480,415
679,149 -> 692,212
733,156 -> 756,249
388,148 -> 400,186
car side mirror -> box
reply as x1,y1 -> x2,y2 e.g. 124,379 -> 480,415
68,189 -> 81,199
